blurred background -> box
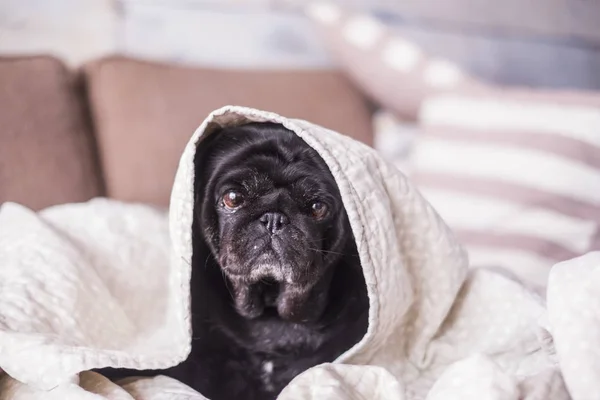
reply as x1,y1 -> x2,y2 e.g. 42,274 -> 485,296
1,0 -> 599,291
3,0 -> 600,83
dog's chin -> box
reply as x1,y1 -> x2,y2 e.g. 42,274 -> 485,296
222,256 -> 330,324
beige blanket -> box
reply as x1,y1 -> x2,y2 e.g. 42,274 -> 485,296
1,106 -> 598,399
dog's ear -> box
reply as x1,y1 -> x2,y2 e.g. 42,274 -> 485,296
193,131 -> 218,217
190,129 -> 230,326
193,129 -> 225,255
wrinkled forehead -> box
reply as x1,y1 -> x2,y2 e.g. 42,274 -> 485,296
195,122 -> 343,208
199,123 -> 333,179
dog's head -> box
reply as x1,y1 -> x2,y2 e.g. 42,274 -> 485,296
195,123 -> 353,323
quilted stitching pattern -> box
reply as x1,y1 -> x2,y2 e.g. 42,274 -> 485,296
0,107 -> 597,399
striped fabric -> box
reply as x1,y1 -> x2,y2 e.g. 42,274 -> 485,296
305,2 -> 484,120
412,91 -> 600,290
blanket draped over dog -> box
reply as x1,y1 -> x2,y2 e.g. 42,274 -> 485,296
0,106 -> 598,399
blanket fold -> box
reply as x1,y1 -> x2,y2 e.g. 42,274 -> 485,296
0,106 -> 597,399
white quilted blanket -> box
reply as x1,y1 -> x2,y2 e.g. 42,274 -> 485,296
0,106 -> 598,400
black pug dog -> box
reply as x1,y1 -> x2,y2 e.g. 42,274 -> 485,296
100,122 -> 369,399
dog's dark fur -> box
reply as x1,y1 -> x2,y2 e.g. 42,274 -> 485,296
99,123 -> 368,399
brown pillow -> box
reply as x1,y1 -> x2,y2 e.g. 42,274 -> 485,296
0,56 -> 104,210
84,56 -> 373,207
305,3 -> 484,120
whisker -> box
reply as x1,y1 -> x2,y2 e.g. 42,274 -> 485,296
307,247 -> 347,256
307,247 -> 360,258
221,269 -> 235,298
203,254 -> 211,269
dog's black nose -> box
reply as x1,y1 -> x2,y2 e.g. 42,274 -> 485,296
259,212 -> 289,234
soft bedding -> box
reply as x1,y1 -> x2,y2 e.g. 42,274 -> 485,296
0,106 -> 598,399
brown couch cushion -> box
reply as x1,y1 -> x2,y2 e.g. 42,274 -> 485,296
0,56 -> 104,210
85,56 -> 373,207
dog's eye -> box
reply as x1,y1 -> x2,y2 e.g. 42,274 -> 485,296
222,191 -> 245,209
311,201 -> 329,220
